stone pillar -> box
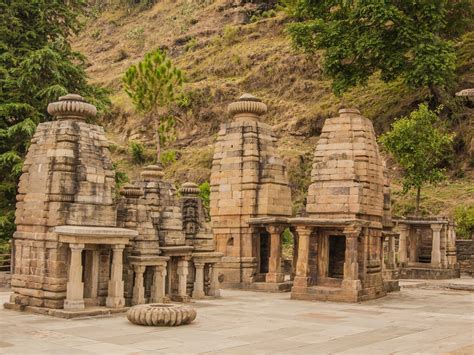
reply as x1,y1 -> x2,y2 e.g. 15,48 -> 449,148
192,261 -> 205,299
132,265 -> 146,305
177,259 -> 189,301
208,263 -> 221,297
388,235 -> 396,269
398,223 -> 409,266
64,243 -> 85,311
441,225 -> 448,268
151,265 -> 166,303
447,225 -> 457,267
266,226 -> 284,283
90,249 -> 100,299
293,227 -> 311,287
342,226 -> 361,290
431,224 -> 442,268
106,245 -> 125,308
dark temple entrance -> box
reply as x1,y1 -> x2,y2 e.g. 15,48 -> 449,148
259,232 -> 270,273
328,236 -> 345,279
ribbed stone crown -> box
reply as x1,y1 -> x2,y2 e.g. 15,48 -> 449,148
47,94 -> 97,120
180,182 -> 200,196
140,164 -> 164,181
228,93 -> 267,119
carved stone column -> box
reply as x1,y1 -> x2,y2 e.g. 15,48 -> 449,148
397,223 -> 409,266
446,224 -> 457,267
441,225 -> 448,268
192,261 -> 205,299
388,235 -> 396,269
177,258 -> 189,301
151,265 -> 166,303
266,226 -> 284,283
293,226 -> 312,288
342,226 -> 361,290
132,265 -> 146,305
208,263 -> 220,297
64,243 -> 85,311
106,245 -> 125,308
431,224 -> 442,268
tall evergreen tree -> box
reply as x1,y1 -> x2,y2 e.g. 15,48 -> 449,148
0,0 -> 110,241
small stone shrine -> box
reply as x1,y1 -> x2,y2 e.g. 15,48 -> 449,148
6,94 -> 221,317
249,108 -> 393,302
395,217 -> 459,279
210,94 -> 293,290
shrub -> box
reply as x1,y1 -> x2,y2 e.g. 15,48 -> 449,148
454,205 -> 474,239
128,140 -> 145,164
222,25 -> 239,46
198,181 -> 210,211
160,150 -> 177,167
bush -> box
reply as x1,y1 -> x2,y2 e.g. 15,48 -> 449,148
198,181 -> 210,211
454,205 -> 474,239
222,25 -> 239,46
128,141 -> 145,164
160,150 -> 177,167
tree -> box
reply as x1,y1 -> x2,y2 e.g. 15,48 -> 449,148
285,0 -> 472,99
0,0 -> 109,241
123,49 -> 183,162
379,103 -> 454,215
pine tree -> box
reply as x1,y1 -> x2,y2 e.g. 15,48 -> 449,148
0,0 -> 110,241
123,49 -> 183,162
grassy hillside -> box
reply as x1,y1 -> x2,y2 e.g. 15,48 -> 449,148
73,1 -> 474,219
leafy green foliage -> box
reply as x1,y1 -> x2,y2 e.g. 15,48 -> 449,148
128,141 -> 146,164
380,103 -> 454,213
454,205 -> 474,239
160,150 -> 177,167
285,0 -> 472,96
0,0 -> 110,241
123,49 -> 183,160
198,181 -> 211,211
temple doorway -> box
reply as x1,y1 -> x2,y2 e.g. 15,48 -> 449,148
328,236 -> 345,279
259,232 -> 270,274
82,249 -> 99,305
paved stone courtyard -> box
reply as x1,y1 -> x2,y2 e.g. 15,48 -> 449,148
0,285 -> 473,354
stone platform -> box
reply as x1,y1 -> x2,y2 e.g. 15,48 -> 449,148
222,281 -> 293,292
3,302 -> 128,319
400,267 -> 460,280
1,284 -> 473,354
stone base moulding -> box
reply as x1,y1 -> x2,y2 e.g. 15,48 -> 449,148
127,303 -> 197,326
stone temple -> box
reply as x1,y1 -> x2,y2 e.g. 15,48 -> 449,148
247,107 -> 390,302
6,94 -> 222,317
6,93 -> 460,314
210,94 -> 293,291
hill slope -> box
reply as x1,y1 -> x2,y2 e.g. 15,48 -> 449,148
73,0 -> 474,218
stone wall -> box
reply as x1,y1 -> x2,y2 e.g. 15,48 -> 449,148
456,239 -> 474,275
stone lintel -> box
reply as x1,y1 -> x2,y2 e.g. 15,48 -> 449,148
128,255 -> 169,266
160,246 -> 194,256
54,225 -> 138,238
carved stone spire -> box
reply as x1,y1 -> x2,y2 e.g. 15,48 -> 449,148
47,94 -> 97,120
228,93 -> 267,122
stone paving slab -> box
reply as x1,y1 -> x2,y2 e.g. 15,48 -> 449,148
0,281 -> 473,354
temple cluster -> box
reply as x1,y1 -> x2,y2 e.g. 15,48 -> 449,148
5,93 -> 460,317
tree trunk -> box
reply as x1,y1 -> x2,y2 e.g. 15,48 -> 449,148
415,186 -> 421,216
155,116 -> 161,164
428,84 -> 442,108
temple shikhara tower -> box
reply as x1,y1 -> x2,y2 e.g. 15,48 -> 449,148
6,94 -> 221,317
210,94 -> 292,289
291,108 -> 387,302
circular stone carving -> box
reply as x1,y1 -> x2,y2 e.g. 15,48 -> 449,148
47,94 -> 97,120
126,303 -> 197,326
228,93 -> 267,116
